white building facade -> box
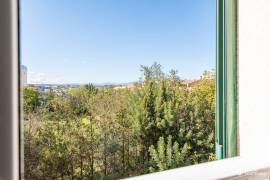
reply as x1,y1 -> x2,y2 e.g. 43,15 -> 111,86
21,65 -> 27,86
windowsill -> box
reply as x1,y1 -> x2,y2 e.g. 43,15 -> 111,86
128,156 -> 270,180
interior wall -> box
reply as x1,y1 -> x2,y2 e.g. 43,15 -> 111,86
238,0 -> 270,159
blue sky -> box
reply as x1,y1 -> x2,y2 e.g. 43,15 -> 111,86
20,0 -> 215,84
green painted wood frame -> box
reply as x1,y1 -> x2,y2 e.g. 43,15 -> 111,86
216,0 -> 238,159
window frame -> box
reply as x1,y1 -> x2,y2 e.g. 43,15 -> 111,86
216,0 -> 238,159
0,0 -> 20,179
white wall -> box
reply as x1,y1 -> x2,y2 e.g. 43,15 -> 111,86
239,0 -> 270,159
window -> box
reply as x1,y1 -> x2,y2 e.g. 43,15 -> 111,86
0,0 -> 245,180
20,1 -> 219,179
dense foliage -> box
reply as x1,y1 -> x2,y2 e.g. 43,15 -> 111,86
24,63 -> 215,179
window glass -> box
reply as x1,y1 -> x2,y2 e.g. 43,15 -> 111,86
21,0 -> 216,179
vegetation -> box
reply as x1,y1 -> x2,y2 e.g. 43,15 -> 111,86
24,63 -> 215,179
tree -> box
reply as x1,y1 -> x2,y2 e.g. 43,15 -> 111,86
23,87 -> 40,114
149,135 -> 191,172
141,62 -> 165,82
23,63 -> 216,179
139,80 -> 158,162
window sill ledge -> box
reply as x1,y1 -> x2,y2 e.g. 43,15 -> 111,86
128,157 -> 270,180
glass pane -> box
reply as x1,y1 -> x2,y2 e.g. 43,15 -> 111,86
20,0 -> 216,179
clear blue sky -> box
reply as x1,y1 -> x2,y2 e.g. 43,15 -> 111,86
20,0 -> 215,84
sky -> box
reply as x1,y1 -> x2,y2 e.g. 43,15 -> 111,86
20,0 -> 216,84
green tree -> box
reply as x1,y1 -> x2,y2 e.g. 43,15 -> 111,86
23,87 -> 40,114
23,63 -> 216,179
141,62 -> 164,82
149,135 -> 191,172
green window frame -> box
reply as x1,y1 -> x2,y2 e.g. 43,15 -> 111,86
216,0 -> 238,159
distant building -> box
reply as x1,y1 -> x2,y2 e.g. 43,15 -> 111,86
113,83 -> 137,90
181,79 -> 197,89
21,65 -> 27,86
